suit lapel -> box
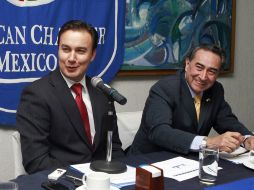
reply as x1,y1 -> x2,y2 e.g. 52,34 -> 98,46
179,72 -> 198,131
50,69 -> 93,149
198,91 -> 213,132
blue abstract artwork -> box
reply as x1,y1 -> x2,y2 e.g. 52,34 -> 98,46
122,0 -> 234,74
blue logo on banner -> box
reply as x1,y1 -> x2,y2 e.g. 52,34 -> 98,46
0,0 -> 125,126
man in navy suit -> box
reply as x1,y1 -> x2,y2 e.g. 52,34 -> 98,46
129,44 -> 254,155
17,20 -> 124,174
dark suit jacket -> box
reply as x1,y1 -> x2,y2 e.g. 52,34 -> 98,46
129,70 -> 252,155
16,68 -> 124,174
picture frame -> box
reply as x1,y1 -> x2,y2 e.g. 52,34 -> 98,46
118,0 -> 235,76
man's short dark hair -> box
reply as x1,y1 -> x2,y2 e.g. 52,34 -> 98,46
186,44 -> 226,66
58,20 -> 98,50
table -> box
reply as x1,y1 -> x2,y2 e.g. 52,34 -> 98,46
13,151 -> 254,190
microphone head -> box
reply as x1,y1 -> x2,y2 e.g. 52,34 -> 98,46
119,97 -> 127,105
91,76 -> 103,87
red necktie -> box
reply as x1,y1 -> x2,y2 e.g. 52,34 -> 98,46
71,83 -> 92,145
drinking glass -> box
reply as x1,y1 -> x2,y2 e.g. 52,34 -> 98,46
199,145 -> 219,184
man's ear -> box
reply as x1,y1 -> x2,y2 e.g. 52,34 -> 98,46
185,58 -> 190,72
91,50 -> 96,62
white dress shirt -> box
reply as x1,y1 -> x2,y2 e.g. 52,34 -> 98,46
61,73 -> 96,143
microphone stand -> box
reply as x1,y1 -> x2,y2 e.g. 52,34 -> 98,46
90,99 -> 127,174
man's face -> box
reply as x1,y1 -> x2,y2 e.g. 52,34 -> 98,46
185,49 -> 221,94
58,30 -> 96,82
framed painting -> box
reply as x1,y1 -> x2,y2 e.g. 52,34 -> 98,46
119,0 -> 235,76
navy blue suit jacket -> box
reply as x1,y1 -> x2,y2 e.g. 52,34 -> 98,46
129,70 -> 252,155
17,68 -> 124,174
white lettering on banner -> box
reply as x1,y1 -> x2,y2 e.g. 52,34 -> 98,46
31,25 -> 42,45
94,27 -> 106,45
43,27 -> 54,45
46,54 -> 57,70
0,25 -> 26,44
31,25 -> 57,45
0,25 -> 106,45
0,25 -> 106,74
0,51 -> 57,72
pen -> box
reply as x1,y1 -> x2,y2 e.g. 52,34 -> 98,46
173,168 -> 199,177
65,174 -> 83,182
64,174 -> 83,187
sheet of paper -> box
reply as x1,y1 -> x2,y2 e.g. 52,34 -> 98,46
70,163 -> 136,188
219,147 -> 248,158
220,152 -> 249,164
152,157 -> 223,182
152,156 -> 200,181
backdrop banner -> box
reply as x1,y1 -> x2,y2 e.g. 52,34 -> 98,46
0,0 -> 125,126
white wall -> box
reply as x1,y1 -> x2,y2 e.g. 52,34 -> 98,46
218,0 -> 254,130
113,0 -> 254,132
1,0 -> 254,181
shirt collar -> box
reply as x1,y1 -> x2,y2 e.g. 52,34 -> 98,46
60,71 -> 86,88
185,80 -> 203,98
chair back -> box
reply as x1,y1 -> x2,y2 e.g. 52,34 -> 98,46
11,131 -> 27,178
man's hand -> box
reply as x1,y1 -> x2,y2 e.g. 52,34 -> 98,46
243,136 -> 254,150
207,132 -> 245,153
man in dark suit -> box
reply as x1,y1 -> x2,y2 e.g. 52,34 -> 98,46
16,20 -> 124,174
129,44 -> 254,155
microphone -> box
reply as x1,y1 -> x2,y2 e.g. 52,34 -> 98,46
91,77 -> 127,105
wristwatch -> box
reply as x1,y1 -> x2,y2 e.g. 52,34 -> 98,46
201,137 -> 208,147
